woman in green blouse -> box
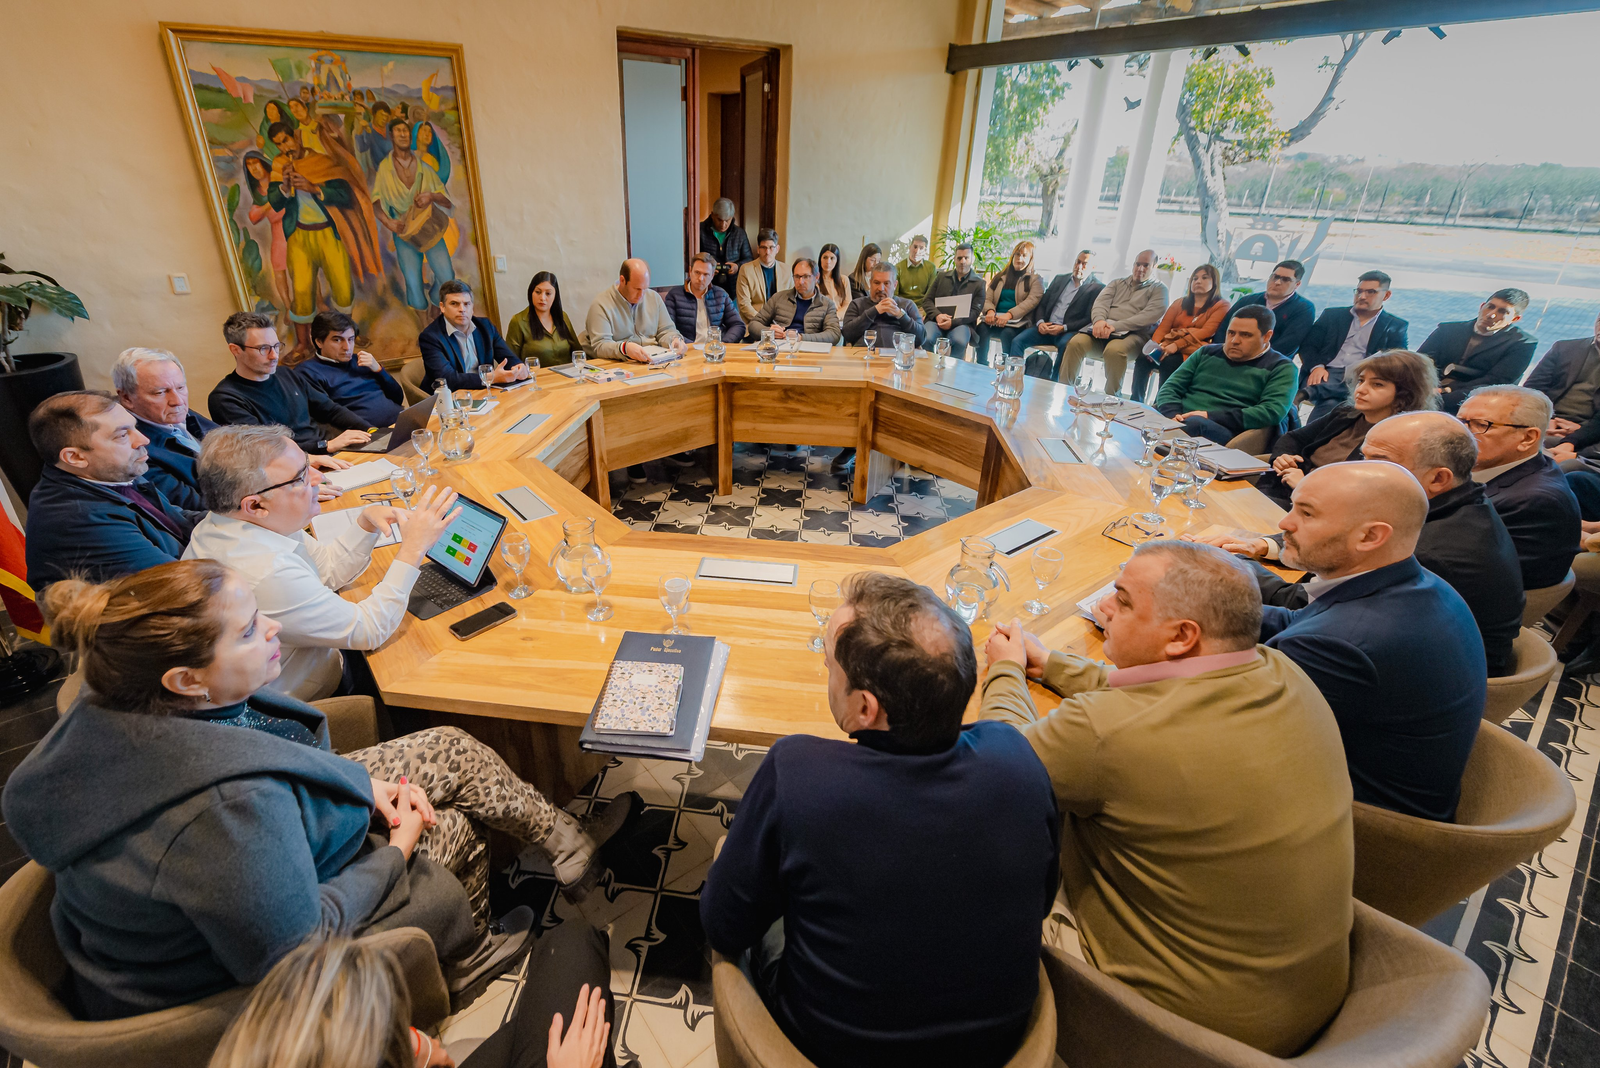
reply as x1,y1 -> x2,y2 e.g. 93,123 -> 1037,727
505,272 -> 582,366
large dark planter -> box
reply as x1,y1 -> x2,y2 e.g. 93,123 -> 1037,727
0,352 -> 84,501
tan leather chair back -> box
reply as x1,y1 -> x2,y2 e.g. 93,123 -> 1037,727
1483,627 -> 1559,725
1523,570 -> 1575,625
1352,720 -> 1575,927
398,358 -> 430,406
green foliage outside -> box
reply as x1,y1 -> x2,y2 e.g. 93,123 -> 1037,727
983,63 -> 1070,191
1178,57 -> 1287,169
937,204 -> 1032,275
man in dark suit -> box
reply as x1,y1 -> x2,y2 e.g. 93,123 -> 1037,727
112,347 -> 216,512
1297,271 -> 1409,421
1457,386 -> 1581,592
24,392 -> 201,590
1006,248 -> 1104,378
418,279 -> 526,392
700,197 -> 754,300
1211,259 -> 1317,359
1527,312 -> 1600,461
1258,462 -> 1486,823
1419,289 -> 1539,413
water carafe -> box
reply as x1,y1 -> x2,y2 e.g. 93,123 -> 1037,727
943,536 -> 1010,621
549,517 -> 598,592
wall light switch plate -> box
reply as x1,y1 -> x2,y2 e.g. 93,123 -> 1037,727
494,255 -> 507,273
169,273 -> 191,295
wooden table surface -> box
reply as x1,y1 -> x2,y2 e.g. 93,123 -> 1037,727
328,345 -> 1290,755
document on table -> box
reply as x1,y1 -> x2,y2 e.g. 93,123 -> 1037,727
321,458 -> 401,493
311,506 -> 399,547
640,346 -> 683,365
932,293 -> 972,319
1077,580 -> 1117,628
493,486 -> 558,523
696,557 -> 799,586
797,340 -> 832,353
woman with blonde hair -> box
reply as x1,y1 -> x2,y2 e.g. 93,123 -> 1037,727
210,929 -> 613,1068
975,240 -> 1043,364
1,560 -> 634,1020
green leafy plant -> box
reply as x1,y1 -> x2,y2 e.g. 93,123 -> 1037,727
0,253 -> 88,373
937,204 -> 1033,276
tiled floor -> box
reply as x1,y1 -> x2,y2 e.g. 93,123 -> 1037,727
609,443 -> 977,547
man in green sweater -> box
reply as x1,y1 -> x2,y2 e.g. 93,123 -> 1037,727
1154,304 -> 1297,446
895,234 -> 937,304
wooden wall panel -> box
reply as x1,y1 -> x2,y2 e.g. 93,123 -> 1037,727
598,382 -> 720,466
872,393 -> 987,488
730,382 -> 862,446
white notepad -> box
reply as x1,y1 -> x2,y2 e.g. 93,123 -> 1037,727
321,458 -> 400,493
797,340 -> 832,354
696,557 -> 799,586
1077,580 -> 1118,627
310,507 -> 399,547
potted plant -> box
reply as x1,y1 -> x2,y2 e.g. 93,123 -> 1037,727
1,253 -> 88,499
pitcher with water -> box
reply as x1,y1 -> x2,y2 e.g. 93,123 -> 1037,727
549,517 -> 598,592
944,536 -> 1010,621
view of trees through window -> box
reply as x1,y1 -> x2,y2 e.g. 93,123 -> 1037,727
978,10 -> 1600,347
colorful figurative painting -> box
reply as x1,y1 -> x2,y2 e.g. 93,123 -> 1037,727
161,25 -> 496,364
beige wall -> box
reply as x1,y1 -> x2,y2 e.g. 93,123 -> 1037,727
1,0 -> 962,411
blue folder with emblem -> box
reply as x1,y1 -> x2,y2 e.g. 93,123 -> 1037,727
578,631 -> 729,761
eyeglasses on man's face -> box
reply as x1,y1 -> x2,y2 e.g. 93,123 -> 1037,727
1457,416 -> 1535,436
243,342 -> 284,355
248,463 -> 311,498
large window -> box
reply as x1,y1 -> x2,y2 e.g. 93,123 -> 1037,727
979,11 -> 1600,347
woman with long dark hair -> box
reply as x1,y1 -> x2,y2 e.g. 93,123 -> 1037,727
505,272 -> 582,367
850,243 -> 883,299
1131,263 -> 1231,401
819,243 -> 852,324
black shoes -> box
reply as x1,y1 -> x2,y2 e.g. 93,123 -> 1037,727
446,905 -> 537,1012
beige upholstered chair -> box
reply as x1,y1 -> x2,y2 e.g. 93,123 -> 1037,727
0,862 -> 450,1068
1524,569 -> 1575,626
1045,901 -> 1487,1068
1483,628 -> 1560,725
710,953 -> 1057,1068
1352,720 -> 1575,927
311,694 -> 381,753
1225,427 -> 1274,456
1552,552 -> 1600,651
398,357 -> 430,406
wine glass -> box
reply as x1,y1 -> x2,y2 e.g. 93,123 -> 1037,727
454,389 -> 477,429
410,429 -> 438,477
474,362 -> 494,402
933,337 -> 951,366
784,331 -> 801,360
1135,425 -> 1163,468
404,453 -> 429,488
863,329 -> 877,357
388,466 -> 417,510
660,572 -> 692,634
501,532 -> 532,599
581,547 -> 613,622
572,350 -> 589,379
808,579 -> 842,652
1183,457 -> 1219,511
525,356 -> 541,391
1026,546 -> 1064,616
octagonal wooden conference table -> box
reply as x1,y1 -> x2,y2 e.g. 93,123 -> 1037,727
327,344 -> 1291,800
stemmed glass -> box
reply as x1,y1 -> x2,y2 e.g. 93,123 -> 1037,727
388,466 -> 417,510
1135,425 -> 1163,468
411,429 -> 438,477
404,453 -> 429,488
660,572 -> 691,634
525,356 -> 541,391
454,390 -> 477,430
572,350 -> 589,379
863,329 -> 877,357
1183,457 -> 1219,511
1026,546 -> 1064,616
581,547 -> 613,622
808,579 -> 842,652
783,332 -> 801,361
933,337 -> 951,367
501,532 -> 532,599
475,362 -> 494,402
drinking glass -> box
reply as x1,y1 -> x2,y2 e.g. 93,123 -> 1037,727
1183,457 -> 1219,511
660,572 -> 692,634
411,429 -> 438,477
525,356 -> 541,391
862,329 -> 877,356
581,547 -> 613,622
1134,425 -> 1163,468
501,532 -> 532,599
475,362 -> 494,402
572,350 -> 589,379
705,326 -> 725,364
892,335 -> 917,373
785,332 -> 801,360
404,453 -> 429,488
952,582 -> 985,624
807,579 -> 842,652
454,390 -> 477,429
933,337 -> 951,366
388,466 -> 417,510
1026,546 -> 1064,616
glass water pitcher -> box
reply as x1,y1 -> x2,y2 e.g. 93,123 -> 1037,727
943,536 -> 1010,621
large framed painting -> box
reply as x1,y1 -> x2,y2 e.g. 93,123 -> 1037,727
161,24 -> 497,364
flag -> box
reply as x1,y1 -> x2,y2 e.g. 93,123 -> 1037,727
269,55 -> 310,87
211,64 -> 242,98
421,71 -> 443,112
0,507 -> 45,643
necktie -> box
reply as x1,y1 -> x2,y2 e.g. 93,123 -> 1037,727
115,484 -> 186,541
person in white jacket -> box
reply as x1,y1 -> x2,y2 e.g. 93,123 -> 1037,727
184,423 -> 460,701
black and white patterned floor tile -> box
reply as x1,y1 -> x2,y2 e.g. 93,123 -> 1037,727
609,444 -> 976,547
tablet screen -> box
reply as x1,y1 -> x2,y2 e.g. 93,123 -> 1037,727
425,495 -> 507,586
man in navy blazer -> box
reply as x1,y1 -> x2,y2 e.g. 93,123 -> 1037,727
1296,271 -> 1409,421
24,393 -> 201,590
1419,289 -> 1539,414
1458,386 -> 1581,591
112,347 -> 215,512
1528,314 -> 1600,460
1211,259 -> 1316,359
1256,462 -> 1485,823
418,279 -> 525,392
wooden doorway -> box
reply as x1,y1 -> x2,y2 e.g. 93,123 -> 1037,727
737,52 -> 779,245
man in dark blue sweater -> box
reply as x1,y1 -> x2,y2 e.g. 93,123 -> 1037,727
290,311 -> 405,428
701,572 -> 1059,1068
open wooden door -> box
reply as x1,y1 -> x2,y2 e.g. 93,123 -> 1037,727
738,52 -> 778,244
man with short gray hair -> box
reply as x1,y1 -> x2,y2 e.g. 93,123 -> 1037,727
980,540 -> 1355,1056
841,262 -> 924,348
185,424 -> 460,701
1458,384 -> 1580,590
113,347 -> 217,511
699,197 -> 753,299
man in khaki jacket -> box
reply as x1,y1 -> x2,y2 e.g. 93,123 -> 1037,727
980,540 -> 1353,1056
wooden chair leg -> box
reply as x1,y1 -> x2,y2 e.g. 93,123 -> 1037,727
1552,592 -> 1600,653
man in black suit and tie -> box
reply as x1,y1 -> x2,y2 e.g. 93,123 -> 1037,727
1006,248 -> 1104,379
1419,289 -> 1538,414
1297,271 -> 1409,421
1529,312 -> 1600,461
1211,259 -> 1317,359
112,347 -> 216,512
418,279 -> 527,392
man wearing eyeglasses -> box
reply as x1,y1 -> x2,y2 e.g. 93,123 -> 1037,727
1296,271 -> 1409,422
208,312 -> 373,464
184,424 -> 461,701
1211,259 -> 1317,359
1456,386 -> 1580,592
1419,289 -> 1539,414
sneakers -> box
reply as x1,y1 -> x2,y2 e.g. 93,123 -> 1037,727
445,905 -> 536,1012
665,451 -> 697,469
537,791 -> 640,903
627,464 -> 648,484
830,448 -> 856,474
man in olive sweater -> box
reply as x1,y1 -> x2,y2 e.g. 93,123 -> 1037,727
1155,305 -> 1297,446
895,234 -> 938,304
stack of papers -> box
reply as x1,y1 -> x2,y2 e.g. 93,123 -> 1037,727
640,346 -> 683,365
1076,580 -> 1117,629
1194,444 -> 1272,476
321,458 -> 400,493
311,506 -> 399,547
